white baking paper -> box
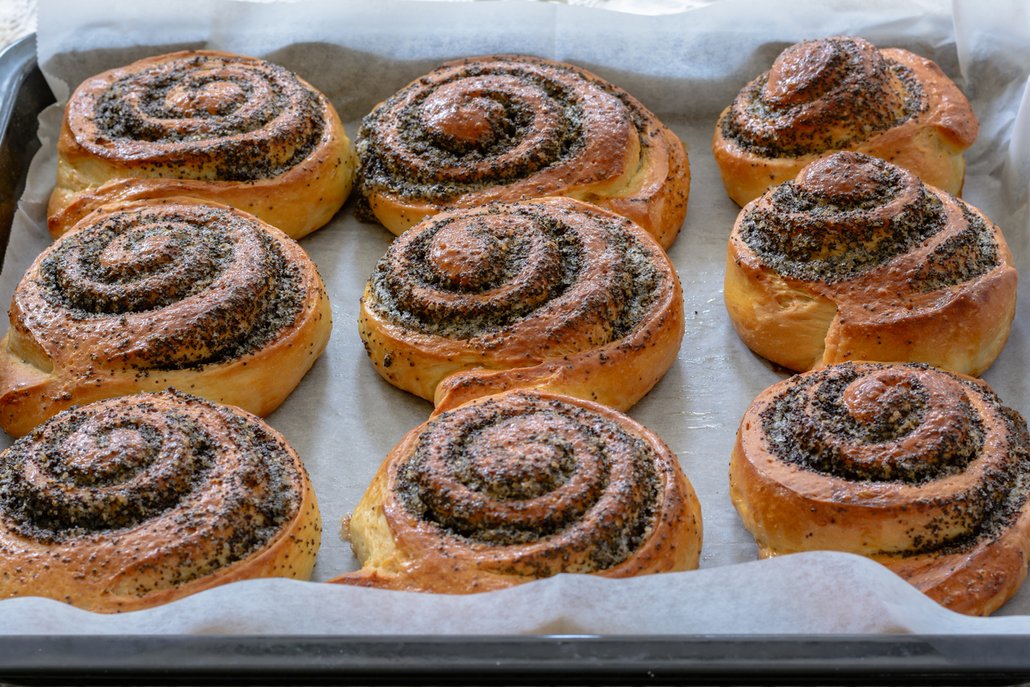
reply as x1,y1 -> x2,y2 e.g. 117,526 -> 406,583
0,0 -> 1028,634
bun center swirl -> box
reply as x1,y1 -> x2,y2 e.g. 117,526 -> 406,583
48,217 -> 236,315
369,201 -> 662,350
762,39 -> 844,107
394,393 -> 661,572
0,393 -> 307,561
464,416 -> 580,499
80,52 -> 326,182
358,56 -> 636,203
764,363 -> 985,483
424,214 -> 550,293
1,405 -> 211,538
739,152 -> 945,283
29,202 -> 304,370
794,152 -> 892,203
162,79 -> 247,118
721,36 -> 926,157
418,79 -> 544,157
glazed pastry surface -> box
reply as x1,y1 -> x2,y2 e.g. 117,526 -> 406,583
724,152 -> 1016,375
334,390 -> 702,592
0,390 -> 321,612
713,36 -> 978,205
48,50 -> 355,239
0,198 -> 332,437
356,54 -> 690,248
730,362 -> 1030,616
359,197 -> 684,412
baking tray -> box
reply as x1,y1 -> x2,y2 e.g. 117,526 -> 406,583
3,31 -> 1030,687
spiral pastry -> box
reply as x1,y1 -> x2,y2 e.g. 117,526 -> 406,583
0,390 -> 320,612
0,198 -> 332,437
713,36 -> 978,205
333,390 -> 702,592
355,54 -> 690,249
731,362 -> 1030,616
48,50 -> 356,240
359,197 -> 683,413
724,152 -> 1016,376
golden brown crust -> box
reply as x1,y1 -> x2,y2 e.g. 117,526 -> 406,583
724,152 -> 1016,376
358,197 -> 684,413
332,390 -> 702,592
356,54 -> 690,249
48,50 -> 356,240
0,198 -> 332,437
0,390 -> 321,613
713,37 -> 978,205
730,362 -> 1030,616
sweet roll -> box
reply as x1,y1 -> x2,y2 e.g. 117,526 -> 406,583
0,198 -> 332,437
0,390 -> 321,612
333,390 -> 702,592
355,54 -> 690,248
723,152 -> 1016,375
48,50 -> 355,240
730,362 -> 1030,616
713,36 -> 977,205
359,197 -> 684,412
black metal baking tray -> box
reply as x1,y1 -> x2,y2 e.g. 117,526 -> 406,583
3,33 -> 1030,687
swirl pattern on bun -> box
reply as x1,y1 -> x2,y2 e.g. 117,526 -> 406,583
0,199 -> 332,437
713,36 -> 978,205
359,197 -> 683,412
724,152 -> 1016,375
334,390 -> 702,592
355,54 -> 690,248
48,50 -> 355,239
0,390 -> 320,612
731,362 -> 1030,616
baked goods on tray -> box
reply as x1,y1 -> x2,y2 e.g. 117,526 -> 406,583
359,196 -> 684,412
4,22 -> 1021,622
0,390 -> 321,612
354,54 -> 690,248
48,50 -> 356,240
713,35 -> 978,205
333,390 -> 702,592
730,362 -> 1030,616
0,198 -> 332,437
724,152 -> 1016,375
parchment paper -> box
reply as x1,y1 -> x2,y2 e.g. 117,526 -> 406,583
1,0 -> 1028,634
